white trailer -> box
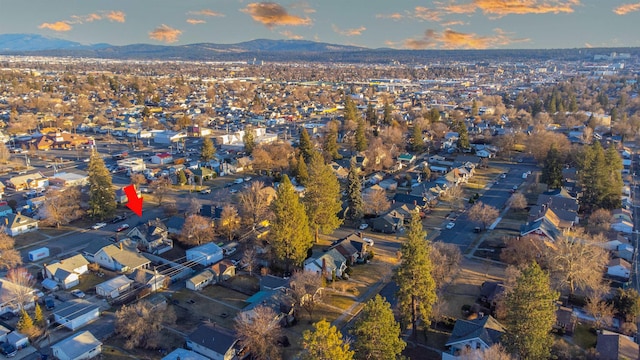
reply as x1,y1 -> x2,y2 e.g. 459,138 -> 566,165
28,247 -> 49,261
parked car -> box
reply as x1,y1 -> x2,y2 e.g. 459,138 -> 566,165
363,238 -> 374,246
91,222 -> 107,230
200,189 -> 211,194
446,222 -> 456,229
0,342 -> 17,357
116,224 -> 130,232
70,289 -> 86,298
358,223 -> 369,230
44,296 -> 55,310
111,215 -> 127,223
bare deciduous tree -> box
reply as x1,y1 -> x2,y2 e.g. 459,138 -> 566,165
239,181 -> 271,227
40,186 -> 84,228
468,201 -> 499,230
364,189 -> 390,216
115,300 -> 176,350
500,235 -> 548,269
241,246 -> 258,276
180,214 -> 214,246
0,229 -> 22,270
219,205 -> 241,240
507,192 -> 527,211
445,185 -> 465,211
3,267 -> 35,311
186,196 -> 201,216
234,305 -> 283,360
150,177 -> 171,206
290,270 -> 324,322
585,286 -> 615,330
459,344 -> 514,360
130,173 -> 147,188
587,208 -> 612,234
430,242 -> 462,290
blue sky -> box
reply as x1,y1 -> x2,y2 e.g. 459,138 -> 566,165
1,0 -> 639,49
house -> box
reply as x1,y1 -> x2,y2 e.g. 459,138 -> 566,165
0,205 -> 12,217
94,243 -> 150,272
151,152 -> 174,165
128,268 -> 168,292
127,219 -> 174,255
53,299 -> 100,330
520,217 -> 562,242
243,288 -> 295,327
51,330 -> 102,360
95,275 -> 134,298
43,254 -> 89,289
554,305 -> 577,335
304,248 -> 348,280
1,213 -> 39,236
211,260 -> 236,282
115,187 -> 142,204
260,275 -> 290,292
611,218 -> 634,234
165,215 -> 186,236
371,212 -> 404,233
5,173 -> 48,191
186,322 -> 238,360
443,315 -> 505,360
48,172 -> 89,187
379,178 -> 398,191
607,258 -> 631,280
478,281 -> 505,313
596,330 -> 639,360
81,238 -> 113,263
186,269 -> 216,291
162,348 -> 209,360
5,331 -> 29,350
186,242 -> 223,266
33,132 -> 89,151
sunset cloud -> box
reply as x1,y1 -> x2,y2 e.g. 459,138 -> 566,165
441,20 -> 467,26
39,21 -> 72,32
188,9 -> 225,17
613,2 -> 640,15
376,13 -> 404,20
403,28 -> 528,49
106,11 -> 126,23
187,19 -> 206,25
70,13 -> 102,23
280,30 -> 303,40
332,24 -> 366,36
149,24 -> 182,43
414,6 -> 442,21
438,0 -> 581,17
243,2 -> 312,28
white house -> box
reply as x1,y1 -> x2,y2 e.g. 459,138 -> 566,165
186,322 -> 238,360
607,258 -> 631,280
151,152 -> 174,165
43,254 -> 89,290
162,348 -> 209,360
1,213 -> 38,236
53,299 -> 101,331
94,243 -> 150,272
153,130 -> 187,144
186,243 -> 223,266
443,315 -> 505,360
51,331 -> 102,360
304,248 -> 348,281
95,275 -> 134,298
611,218 -> 634,234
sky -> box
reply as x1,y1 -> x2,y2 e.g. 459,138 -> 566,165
1,0 -> 639,50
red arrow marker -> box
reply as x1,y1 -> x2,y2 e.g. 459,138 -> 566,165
124,184 -> 143,217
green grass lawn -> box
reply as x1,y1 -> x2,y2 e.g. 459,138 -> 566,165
572,323 -> 597,349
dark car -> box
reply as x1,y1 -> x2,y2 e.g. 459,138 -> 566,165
111,215 -> 127,223
44,296 -> 55,310
0,342 -> 16,357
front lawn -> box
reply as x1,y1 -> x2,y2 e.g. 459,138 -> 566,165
572,323 -> 597,350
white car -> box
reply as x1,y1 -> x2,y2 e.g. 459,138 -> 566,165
91,222 -> 107,230
446,222 -> 455,229
70,289 -> 86,298
363,238 -> 374,246
358,223 -> 369,230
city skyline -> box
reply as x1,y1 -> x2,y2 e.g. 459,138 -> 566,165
0,0 -> 639,50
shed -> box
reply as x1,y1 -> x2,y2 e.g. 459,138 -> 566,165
186,270 -> 216,291
95,275 -> 134,298
6,331 -> 29,350
51,331 -> 102,360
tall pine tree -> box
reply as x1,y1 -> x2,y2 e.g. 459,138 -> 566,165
603,145 -> 623,209
304,151 -> 343,241
352,295 -> 406,359
366,103 -> 377,125
302,319 -> 354,360
504,262 -> 558,360
411,124 -> 424,152
299,128 -> 313,162
294,153 -> 309,186
541,144 -> 563,189
243,130 -> 255,155
88,150 -> 117,220
346,157 -> 364,222
355,118 -> 368,152
323,121 -> 342,160
394,210 -> 437,339
580,141 -> 607,213
270,175 -> 313,271
455,120 -> 470,150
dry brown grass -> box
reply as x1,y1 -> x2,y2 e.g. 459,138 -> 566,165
103,328 -> 184,359
201,285 -> 250,309
170,288 -> 240,331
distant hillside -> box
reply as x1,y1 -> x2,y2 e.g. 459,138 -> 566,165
0,33 -> 639,64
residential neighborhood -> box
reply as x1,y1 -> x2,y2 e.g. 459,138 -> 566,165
0,48 -> 637,360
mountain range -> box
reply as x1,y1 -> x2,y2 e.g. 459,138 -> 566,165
0,33 -> 638,64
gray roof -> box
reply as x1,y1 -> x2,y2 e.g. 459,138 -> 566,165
83,238 -> 113,256
188,322 -> 237,356
53,299 -> 100,320
446,315 -> 505,347
596,331 -> 639,360
52,331 -> 102,359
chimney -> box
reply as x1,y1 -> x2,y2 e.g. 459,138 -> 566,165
119,242 -> 123,251
321,257 -> 327,276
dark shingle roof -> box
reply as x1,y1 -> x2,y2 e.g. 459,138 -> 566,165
188,322 -> 237,356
